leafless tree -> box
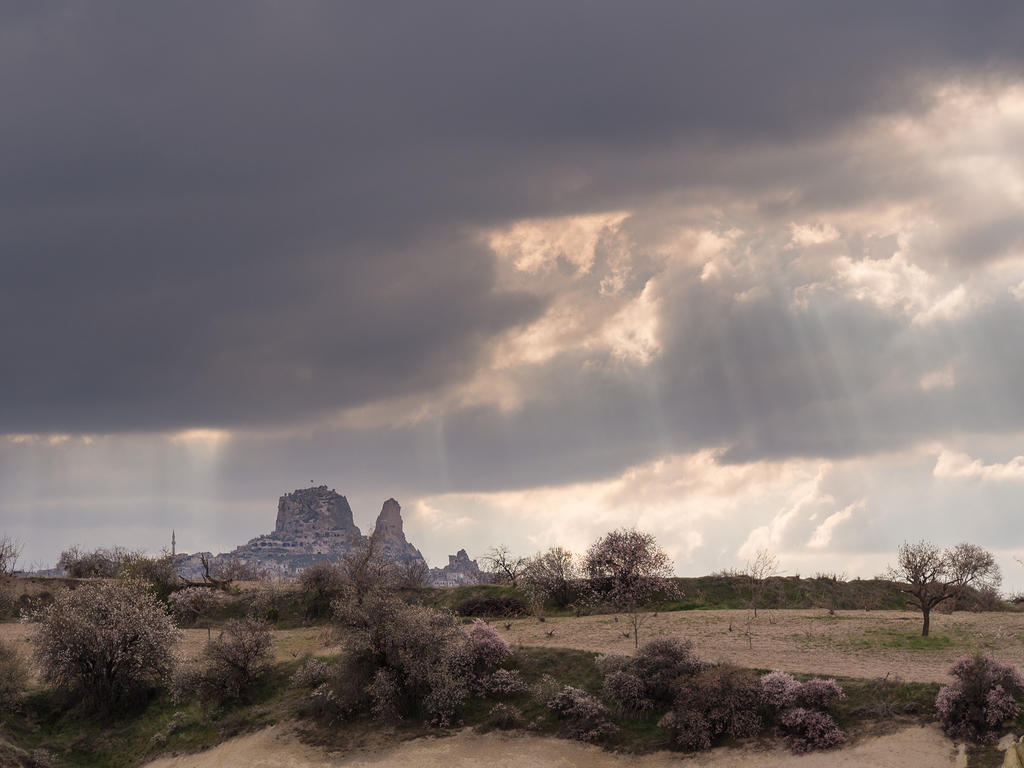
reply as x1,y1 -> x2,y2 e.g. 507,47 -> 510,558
745,548 -> 780,618
521,547 -> 579,610
0,534 -> 22,577
481,545 -> 526,588
886,540 -> 1000,637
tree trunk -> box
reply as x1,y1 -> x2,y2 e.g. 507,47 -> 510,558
921,607 -> 931,637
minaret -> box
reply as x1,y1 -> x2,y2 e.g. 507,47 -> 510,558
171,530 -> 176,556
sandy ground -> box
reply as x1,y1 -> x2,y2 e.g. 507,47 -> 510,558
142,723 -> 970,768
501,609 -> 1024,683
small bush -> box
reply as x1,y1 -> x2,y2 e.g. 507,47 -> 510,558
777,708 -> 846,753
167,587 -> 224,625
291,656 -> 330,688
794,678 -> 845,710
759,670 -> 800,711
547,685 -> 620,743
936,654 -> 1024,743
300,561 -> 346,619
632,637 -> 703,703
455,595 -> 527,618
0,639 -> 28,708
488,703 -> 525,729
530,673 -> 562,706
594,653 -> 630,677
602,669 -> 650,711
481,668 -> 528,696
660,665 -> 761,751
245,583 -> 290,622
460,620 -> 511,684
601,637 -> 703,712
179,618 -> 273,704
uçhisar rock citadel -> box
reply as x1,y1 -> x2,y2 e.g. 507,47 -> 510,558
176,485 -> 482,587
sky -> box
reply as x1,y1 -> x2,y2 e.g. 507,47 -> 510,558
3,3 -> 1024,588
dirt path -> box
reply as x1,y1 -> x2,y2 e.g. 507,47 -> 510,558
503,609 -> 1024,683
143,724 -> 969,768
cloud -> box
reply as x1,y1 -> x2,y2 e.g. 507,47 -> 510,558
807,501 -> 863,548
933,450 -> 1024,482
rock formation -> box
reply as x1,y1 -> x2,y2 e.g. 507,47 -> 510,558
429,548 -> 482,586
175,485 -> 471,584
371,498 -> 428,569
220,486 -> 365,574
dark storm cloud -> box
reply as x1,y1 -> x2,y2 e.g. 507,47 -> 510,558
3,2 -> 1024,433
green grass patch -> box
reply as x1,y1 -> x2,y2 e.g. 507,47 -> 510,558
0,660 -> 306,768
844,628 -> 955,651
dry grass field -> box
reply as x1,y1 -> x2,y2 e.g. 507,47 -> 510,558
499,608 -> 1024,683
5,608 -> 1022,685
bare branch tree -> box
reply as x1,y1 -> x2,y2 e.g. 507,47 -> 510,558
481,545 -> 526,588
745,548 -> 780,618
886,540 -> 1000,637
0,534 -> 23,577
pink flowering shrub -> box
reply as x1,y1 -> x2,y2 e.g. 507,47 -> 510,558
659,665 -> 761,751
759,670 -> 847,752
482,668 -> 528,696
759,670 -> 800,710
936,654 -> 1024,743
602,669 -> 650,711
547,685 -> 620,742
460,619 -> 511,681
778,708 -> 847,753
760,670 -> 845,714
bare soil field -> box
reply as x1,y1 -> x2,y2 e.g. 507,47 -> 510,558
502,609 -> 1024,683
142,723 -> 969,768
5,608 -> 1023,683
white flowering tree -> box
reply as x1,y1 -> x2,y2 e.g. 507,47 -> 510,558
33,578 -> 180,709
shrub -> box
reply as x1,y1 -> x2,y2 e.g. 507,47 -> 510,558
0,639 -> 28,708
530,673 -> 561,706
0,588 -> 18,620
300,561 -> 346,619
777,708 -> 846,753
331,595 -> 480,726
632,637 -> 703,704
291,656 -> 330,688
759,670 -> 800,711
602,669 -> 650,711
57,545 -> 135,578
481,668 -> 528,696
488,703 -> 525,729
245,583 -> 290,622
33,579 -> 179,709
460,620 -> 511,683
794,678 -> 845,710
454,595 -> 527,618
167,587 -> 224,625
601,637 -> 703,711
176,618 -> 273,704
936,654 -> 1024,743
660,665 -> 761,751
594,653 -> 631,677
547,685 -> 620,743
